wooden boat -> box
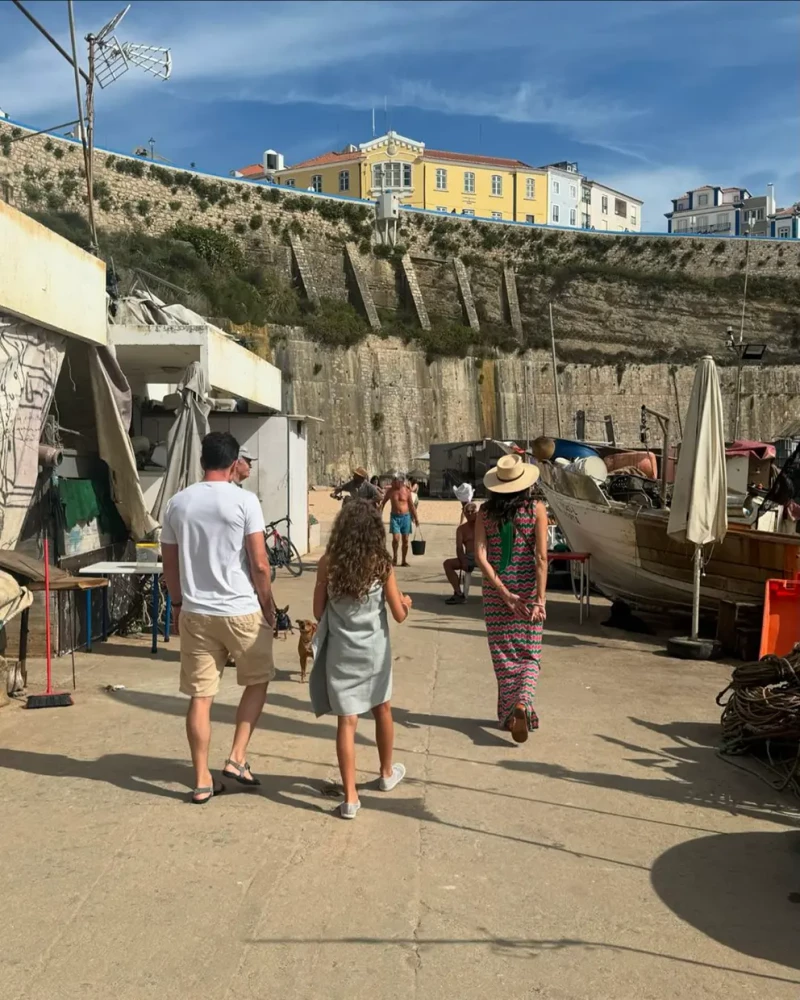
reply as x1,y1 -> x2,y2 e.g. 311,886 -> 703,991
540,467 -> 800,612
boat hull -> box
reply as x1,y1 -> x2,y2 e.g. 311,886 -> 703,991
542,486 -> 800,612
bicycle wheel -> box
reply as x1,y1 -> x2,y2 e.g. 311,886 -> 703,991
278,537 -> 304,577
265,535 -> 278,582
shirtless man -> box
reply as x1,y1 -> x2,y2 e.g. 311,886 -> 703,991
443,502 -> 478,604
382,473 -> 419,567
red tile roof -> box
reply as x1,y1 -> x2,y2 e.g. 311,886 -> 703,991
425,148 -> 533,169
235,163 -> 265,178
283,150 -> 362,171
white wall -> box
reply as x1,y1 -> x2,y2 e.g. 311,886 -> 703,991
207,328 -> 282,411
547,169 -> 581,227
0,201 -> 107,345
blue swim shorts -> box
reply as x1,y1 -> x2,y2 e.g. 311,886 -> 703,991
390,512 -> 413,536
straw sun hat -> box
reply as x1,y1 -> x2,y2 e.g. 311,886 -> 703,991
483,454 -> 540,494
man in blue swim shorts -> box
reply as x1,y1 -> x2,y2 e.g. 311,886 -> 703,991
382,473 -> 419,566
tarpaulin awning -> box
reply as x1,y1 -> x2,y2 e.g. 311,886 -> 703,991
725,440 -> 777,461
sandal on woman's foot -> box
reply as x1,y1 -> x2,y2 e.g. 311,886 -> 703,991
510,705 -> 529,744
340,800 -> 361,820
191,782 -> 225,805
222,758 -> 261,787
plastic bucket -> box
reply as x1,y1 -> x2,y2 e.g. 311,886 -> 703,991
411,538 -> 426,556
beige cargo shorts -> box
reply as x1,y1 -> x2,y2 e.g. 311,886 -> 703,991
179,611 -> 275,697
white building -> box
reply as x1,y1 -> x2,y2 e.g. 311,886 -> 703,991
666,184 -> 776,236
581,180 -> 642,232
543,161 -> 582,228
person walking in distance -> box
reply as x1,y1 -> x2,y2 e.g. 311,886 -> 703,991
310,500 -> 412,819
161,431 -> 276,804
382,473 -> 419,567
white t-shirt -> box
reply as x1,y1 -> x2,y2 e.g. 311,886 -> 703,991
161,481 -> 265,617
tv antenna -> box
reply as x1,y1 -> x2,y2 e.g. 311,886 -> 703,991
10,1 -> 172,253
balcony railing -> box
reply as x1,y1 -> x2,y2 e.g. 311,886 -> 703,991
674,222 -> 732,235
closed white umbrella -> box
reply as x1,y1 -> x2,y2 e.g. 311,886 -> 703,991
667,355 -> 727,643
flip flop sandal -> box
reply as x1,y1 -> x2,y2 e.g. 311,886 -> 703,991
191,782 -> 225,805
222,758 -> 262,787
510,705 -> 529,744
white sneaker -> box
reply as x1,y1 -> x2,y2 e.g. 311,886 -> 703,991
379,763 -> 406,792
340,800 -> 361,820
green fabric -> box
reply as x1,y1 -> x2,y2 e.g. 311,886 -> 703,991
499,521 -> 515,574
59,479 -> 100,530
58,477 -> 128,540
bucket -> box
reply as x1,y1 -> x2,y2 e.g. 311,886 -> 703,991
411,530 -> 426,556
759,578 -> 800,658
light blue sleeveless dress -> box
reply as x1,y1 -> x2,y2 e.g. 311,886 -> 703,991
309,582 -> 392,717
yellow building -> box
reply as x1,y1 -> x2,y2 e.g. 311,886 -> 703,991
264,131 -> 549,224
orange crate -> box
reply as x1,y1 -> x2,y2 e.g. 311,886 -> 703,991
759,578 -> 800,658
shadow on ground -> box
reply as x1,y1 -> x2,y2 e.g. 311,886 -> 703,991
651,830 -> 800,971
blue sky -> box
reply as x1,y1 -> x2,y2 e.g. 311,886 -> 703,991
1,0 -> 798,231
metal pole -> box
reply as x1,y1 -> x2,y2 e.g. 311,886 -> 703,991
549,302 -> 563,437
661,416 -> 671,508
67,1 -> 98,251
732,357 -> 743,442
11,0 -> 91,84
691,545 -> 702,640
733,227 -> 751,441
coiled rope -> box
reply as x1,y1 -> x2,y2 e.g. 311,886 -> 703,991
716,645 -> 800,797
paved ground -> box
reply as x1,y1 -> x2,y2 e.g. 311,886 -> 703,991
2,520 -> 799,1000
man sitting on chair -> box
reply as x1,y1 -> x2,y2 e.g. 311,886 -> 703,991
444,502 -> 478,604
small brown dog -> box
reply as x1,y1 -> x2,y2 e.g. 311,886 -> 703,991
296,619 -> 317,682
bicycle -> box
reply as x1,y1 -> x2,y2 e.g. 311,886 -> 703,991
264,516 -> 303,582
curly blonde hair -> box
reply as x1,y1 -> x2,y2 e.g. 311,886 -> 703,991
326,499 -> 392,601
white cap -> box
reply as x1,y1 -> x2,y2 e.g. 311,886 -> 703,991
239,447 -> 255,461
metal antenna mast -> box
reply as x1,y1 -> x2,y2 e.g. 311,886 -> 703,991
10,1 -> 172,254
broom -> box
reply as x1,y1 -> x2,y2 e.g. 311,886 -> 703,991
27,539 -> 73,709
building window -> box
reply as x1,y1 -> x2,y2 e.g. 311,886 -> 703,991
461,209 -> 475,216
553,180 -> 560,195
463,171 -> 475,194
435,168 -> 447,191
491,211 -> 502,220
778,226 -> 790,237
601,195 -> 608,214
491,174 -> 503,196
311,174 -> 323,193
339,170 -> 350,192
525,177 -> 535,199
756,208 -> 764,220
582,212 -> 591,228
717,212 -> 729,227
285,178 -> 295,187
697,193 -> 709,206
569,208 -> 577,226
614,198 -> 627,217
697,215 -> 709,231
372,162 -> 412,189
581,186 -> 591,203
525,214 -> 535,223
570,184 -> 577,199
552,205 -> 560,223
630,207 -> 637,225
436,205 -> 447,212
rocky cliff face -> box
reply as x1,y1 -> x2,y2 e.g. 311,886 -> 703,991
3,120 -> 799,482
277,327 -> 800,484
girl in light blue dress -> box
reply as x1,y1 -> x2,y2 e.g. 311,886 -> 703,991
310,500 -> 412,819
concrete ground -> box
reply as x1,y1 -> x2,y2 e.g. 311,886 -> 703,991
2,517 -> 799,1000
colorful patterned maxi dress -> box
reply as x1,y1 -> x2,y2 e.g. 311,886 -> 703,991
482,503 -> 543,732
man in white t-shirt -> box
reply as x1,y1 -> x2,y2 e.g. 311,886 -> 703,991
161,431 -> 276,804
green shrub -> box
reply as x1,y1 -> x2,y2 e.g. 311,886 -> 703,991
61,176 -> 79,198
136,199 -> 151,216
372,412 -> 385,432
44,138 -> 54,151
46,192 -> 65,211
11,127 -> 22,138
1,135 -> 11,157
288,218 -> 305,236
249,213 -> 263,230
22,180 -> 41,202
233,221 -> 246,234
197,199 -> 208,212
106,155 -> 116,168
284,195 -> 315,213
93,179 -> 111,200
99,197 -> 113,212
114,158 -> 146,178
169,223 -> 244,269
53,147 -> 64,160
169,200 -> 181,211
149,164 -> 173,187
304,298 -> 369,347
241,189 -> 251,202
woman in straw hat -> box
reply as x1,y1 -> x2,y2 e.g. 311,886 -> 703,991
474,454 -> 547,742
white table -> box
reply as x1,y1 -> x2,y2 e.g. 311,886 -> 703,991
79,562 -> 170,654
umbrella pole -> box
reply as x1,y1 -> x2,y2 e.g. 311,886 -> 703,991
691,545 -> 702,640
